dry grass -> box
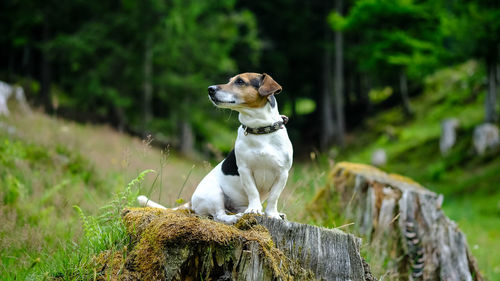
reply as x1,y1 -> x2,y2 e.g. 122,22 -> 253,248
4,108 -> 208,206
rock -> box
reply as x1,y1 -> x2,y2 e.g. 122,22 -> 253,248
440,118 -> 459,155
473,123 -> 499,155
309,162 -> 483,281
0,81 -> 30,116
94,208 -> 372,281
371,149 -> 387,166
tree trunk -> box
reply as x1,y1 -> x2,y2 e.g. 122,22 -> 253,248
496,63 -> 500,85
99,208 -> 374,281
40,21 -> 53,114
310,162 -> 484,281
334,0 -> 345,147
399,69 -> 413,117
360,74 -> 372,112
320,23 -> 335,151
143,35 -> 153,133
485,62 -> 497,123
179,120 -> 194,156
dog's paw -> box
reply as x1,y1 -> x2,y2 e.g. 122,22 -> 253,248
215,213 -> 243,224
265,211 -> 285,220
244,207 -> 263,215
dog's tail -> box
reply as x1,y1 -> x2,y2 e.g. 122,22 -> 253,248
137,195 -> 191,210
137,195 -> 167,209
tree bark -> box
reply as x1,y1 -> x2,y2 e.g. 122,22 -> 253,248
310,162 -> 484,281
179,120 -> 194,156
320,23 -> 335,151
40,21 -> 53,114
143,35 -> 153,133
102,208 -> 373,281
399,69 -> 413,117
334,0 -> 345,147
360,74 -> 372,112
485,62 -> 497,123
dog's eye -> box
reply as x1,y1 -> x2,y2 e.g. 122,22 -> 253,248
235,78 -> 245,85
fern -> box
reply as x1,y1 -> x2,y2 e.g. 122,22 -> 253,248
127,169 -> 155,190
100,169 -> 156,223
73,169 -> 155,256
74,205 -> 91,240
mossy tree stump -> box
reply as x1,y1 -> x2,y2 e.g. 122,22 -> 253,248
310,162 -> 483,281
95,207 -> 372,281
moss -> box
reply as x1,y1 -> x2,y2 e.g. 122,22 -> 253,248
334,162 -> 424,189
93,249 -> 140,281
94,208 -> 315,280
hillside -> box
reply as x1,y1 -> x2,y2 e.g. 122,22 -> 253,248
336,61 -> 500,279
0,106 -> 209,279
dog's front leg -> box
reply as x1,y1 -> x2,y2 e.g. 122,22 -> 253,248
238,167 -> 263,214
265,171 -> 288,219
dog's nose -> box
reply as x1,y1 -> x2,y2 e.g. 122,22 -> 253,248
208,85 -> 217,97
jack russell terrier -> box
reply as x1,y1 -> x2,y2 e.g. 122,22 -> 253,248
138,73 -> 293,224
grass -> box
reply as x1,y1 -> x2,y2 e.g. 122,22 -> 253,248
0,106 -> 206,279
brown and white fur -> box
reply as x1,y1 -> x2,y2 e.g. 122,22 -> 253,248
138,73 -> 293,224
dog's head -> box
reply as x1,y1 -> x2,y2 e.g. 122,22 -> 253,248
207,73 -> 282,109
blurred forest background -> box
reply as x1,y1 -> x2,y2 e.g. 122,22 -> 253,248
2,0 -> 497,154
1,0 -> 500,280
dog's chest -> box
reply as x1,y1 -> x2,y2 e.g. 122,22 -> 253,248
234,132 -> 292,194
236,132 -> 292,170
239,146 -> 287,193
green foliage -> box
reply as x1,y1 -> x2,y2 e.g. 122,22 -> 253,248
327,12 -> 346,31
295,98 -> 316,115
441,1 -> 500,61
368,87 -> 393,103
341,0 -> 440,80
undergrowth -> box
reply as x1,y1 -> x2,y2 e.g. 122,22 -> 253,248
0,135 -> 113,280
31,169 -> 154,280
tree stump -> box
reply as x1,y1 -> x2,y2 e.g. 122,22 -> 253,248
94,207 -> 372,281
309,162 -> 483,281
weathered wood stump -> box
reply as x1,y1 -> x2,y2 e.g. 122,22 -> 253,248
95,207 -> 373,281
309,162 -> 483,281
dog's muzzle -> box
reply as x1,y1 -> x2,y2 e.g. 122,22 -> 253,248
208,85 -> 217,99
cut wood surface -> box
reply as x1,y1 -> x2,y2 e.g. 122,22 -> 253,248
95,207 -> 373,281
310,162 -> 483,281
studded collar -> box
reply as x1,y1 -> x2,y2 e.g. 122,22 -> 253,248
241,115 -> 289,135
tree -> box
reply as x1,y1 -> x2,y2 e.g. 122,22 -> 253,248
1,0 -> 259,154
334,0 -> 345,146
321,4 -> 336,150
335,0 -> 439,117
442,0 -> 500,122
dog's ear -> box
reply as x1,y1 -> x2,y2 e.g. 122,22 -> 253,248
258,73 -> 282,96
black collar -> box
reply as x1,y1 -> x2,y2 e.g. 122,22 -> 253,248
241,115 -> 289,135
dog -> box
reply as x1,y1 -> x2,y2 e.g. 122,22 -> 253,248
138,73 -> 293,224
